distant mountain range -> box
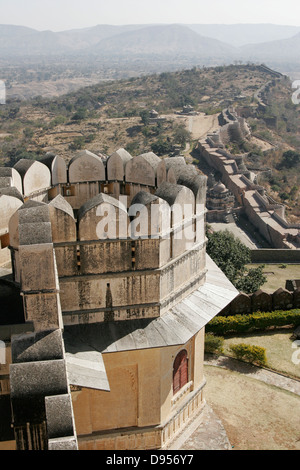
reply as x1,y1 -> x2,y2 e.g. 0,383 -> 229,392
240,32 -> 300,61
1,23 -> 300,69
187,24 -> 300,47
89,24 -> 236,59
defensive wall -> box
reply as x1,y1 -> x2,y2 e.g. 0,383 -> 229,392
0,146 -> 240,450
3,150 -> 207,326
251,249 -> 300,264
220,286 -> 300,316
196,108 -> 300,249
1,189 -> 78,449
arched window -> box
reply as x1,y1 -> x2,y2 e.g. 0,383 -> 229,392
173,350 -> 188,395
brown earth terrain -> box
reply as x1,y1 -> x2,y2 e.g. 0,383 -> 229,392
204,365 -> 300,450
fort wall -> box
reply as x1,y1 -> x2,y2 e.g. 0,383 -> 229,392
4,148 -> 207,326
71,329 -> 205,450
220,286 -> 300,316
196,108 -> 300,249
0,144 -> 240,451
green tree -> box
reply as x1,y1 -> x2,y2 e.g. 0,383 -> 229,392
151,138 -> 172,156
172,125 -> 191,148
23,128 -> 34,139
206,230 -> 266,294
69,136 -> 85,150
140,110 -> 150,126
280,150 -> 300,168
206,230 -> 250,282
71,108 -> 87,121
235,266 -> 267,294
5,147 -> 40,166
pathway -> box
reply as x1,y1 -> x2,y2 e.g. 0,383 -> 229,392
204,354 -> 300,396
166,355 -> 300,450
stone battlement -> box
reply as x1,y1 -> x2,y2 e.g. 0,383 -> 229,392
3,148 -> 208,325
196,108 -> 300,249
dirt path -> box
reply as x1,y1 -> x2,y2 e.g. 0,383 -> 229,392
164,113 -> 220,141
170,356 -> 300,450
188,114 -> 220,140
205,355 -> 300,395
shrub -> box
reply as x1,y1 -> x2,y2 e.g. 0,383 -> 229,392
69,136 -> 85,151
229,343 -> 267,366
71,108 -> 87,121
280,150 -> 300,168
204,333 -> 224,354
206,309 -> 300,335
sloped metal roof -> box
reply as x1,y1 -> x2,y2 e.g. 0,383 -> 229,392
63,255 -> 238,391
65,343 -> 110,392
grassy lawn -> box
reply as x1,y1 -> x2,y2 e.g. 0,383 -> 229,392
222,328 -> 300,379
247,264 -> 300,293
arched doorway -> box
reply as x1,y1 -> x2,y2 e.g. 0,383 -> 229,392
173,350 -> 188,394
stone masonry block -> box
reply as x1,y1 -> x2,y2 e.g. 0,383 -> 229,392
19,244 -> 57,293
11,330 -> 64,364
23,293 -> 63,331
45,394 -> 75,439
10,360 -> 68,424
48,436 -> 78,450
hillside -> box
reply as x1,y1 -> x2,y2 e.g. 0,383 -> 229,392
89,24 -> 236,58
1,23 -> 300,56
0,65 -> 299,217
0,64 -> 270,154
239,32 -> 300,66
0,23 -> 236,58
1,23 -> 300,70
188,24 -> 300,47
55,24 -> 153,50
0,27 -> 73,55
244,77 -> 300,221
2,23 -> 300,101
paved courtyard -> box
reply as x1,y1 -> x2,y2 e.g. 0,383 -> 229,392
209,221 -> 262,248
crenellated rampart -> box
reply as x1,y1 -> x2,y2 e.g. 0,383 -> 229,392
196,108 -> 300,249
3,147 -> 208,325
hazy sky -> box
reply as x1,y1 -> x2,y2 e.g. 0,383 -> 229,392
1,0 -> 300,31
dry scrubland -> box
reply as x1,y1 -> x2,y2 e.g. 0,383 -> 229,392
1,64 -> 299,218
0,64 -> 281,160
1,64 -> 300,451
